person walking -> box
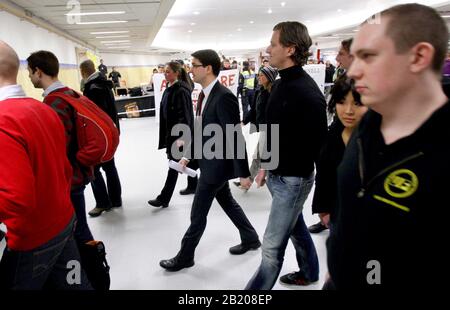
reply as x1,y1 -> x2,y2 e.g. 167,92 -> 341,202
148,61 -> 198,208
159,50 -> 260,272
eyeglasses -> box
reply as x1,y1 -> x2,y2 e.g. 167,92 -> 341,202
191,64 -> 204,68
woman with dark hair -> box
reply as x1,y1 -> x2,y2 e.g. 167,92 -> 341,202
148,62 -> 197,208
308,76 -> 369,234
233,65 -> 278,191
283,75 -> 368,286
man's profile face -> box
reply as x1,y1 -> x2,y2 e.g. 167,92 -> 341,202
190,57 -> 207,84
348,18 -> 413,110
27,66 -> 41,88
336,46 -> 353,70
266,30 -> 292,69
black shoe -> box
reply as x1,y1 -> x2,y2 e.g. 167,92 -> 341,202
159,257 -> 194,272
308,222 -> 328,234
148,199 -> 168,208
179,188 -> 196,195
279,271 -> 317,286
229,240 -> 261,255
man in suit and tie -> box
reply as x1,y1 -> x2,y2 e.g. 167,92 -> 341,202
159,49 -> 261,272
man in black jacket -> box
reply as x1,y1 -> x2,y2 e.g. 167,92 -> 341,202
98,59 -> 107,77
159,49 -> 260,272
79,60 -> 122,217
327,3 -> 450,289
246,21 -> 327,289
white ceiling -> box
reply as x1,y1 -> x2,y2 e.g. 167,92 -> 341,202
5,0 -> 178,54
4,0 -> 450,56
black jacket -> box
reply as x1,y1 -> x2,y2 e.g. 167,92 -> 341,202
158,81 -> 194,160
327,103 -> 450,289
264,65 -> 327,177
311,120 -> 345,215
243,86 -> 270,133
83,72 -> 120,132
186,82 -> 250,184
325,65 -> 335,83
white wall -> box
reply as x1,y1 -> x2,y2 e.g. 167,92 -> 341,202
100,53 -> 172,67
0,11 -> 79,65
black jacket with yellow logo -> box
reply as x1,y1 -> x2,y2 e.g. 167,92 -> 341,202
327,103 -> 450,289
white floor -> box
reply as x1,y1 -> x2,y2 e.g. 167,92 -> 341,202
0,116 -> 329,290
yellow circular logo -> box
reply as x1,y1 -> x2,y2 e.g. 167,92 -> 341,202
384,169 -> 418,198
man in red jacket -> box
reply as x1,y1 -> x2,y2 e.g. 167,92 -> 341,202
0,41 -> 91,289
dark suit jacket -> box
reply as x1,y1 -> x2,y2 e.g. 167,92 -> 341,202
188,81 -> 250,184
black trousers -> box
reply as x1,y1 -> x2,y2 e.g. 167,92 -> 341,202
177,179 -> 259,261
91,158 -> 122,208
158,160 -> 198,204
242,89 -> 255,121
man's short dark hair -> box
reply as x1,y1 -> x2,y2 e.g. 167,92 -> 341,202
273,21 -> 312,66
376,3 -> 448,73
27,50 -> 59,77
341,38 -> 353,53
191,49 -> 221,76
79,59 -> 96,76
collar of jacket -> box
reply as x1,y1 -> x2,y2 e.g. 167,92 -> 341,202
86,71 -> 101,84
278,65 -> 304,81
356,102 -> 450,146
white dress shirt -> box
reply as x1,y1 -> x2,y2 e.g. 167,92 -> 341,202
0,84 -> 27,101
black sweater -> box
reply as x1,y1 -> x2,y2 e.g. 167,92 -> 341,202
264,65 -> 327,177
327,103 -> 450,289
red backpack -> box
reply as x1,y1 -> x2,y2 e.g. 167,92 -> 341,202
46,92 -> 120,167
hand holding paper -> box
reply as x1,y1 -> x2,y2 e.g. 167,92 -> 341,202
255,169 -> 266,188
169,160 -> 197,178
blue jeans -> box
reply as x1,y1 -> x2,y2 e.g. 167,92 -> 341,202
71,186 -> 94,243
0,216 -> 92,289
245,172 -> 318,290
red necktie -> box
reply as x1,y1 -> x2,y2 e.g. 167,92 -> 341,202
196,91 -> 205,116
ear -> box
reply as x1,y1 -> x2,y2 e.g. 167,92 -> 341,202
409,42 -> 435,73
287,45 -> 296,57
34,67 -> 42,77
206,64 -> 213,75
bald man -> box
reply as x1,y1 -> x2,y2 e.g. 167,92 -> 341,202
0,41 -> 91,289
